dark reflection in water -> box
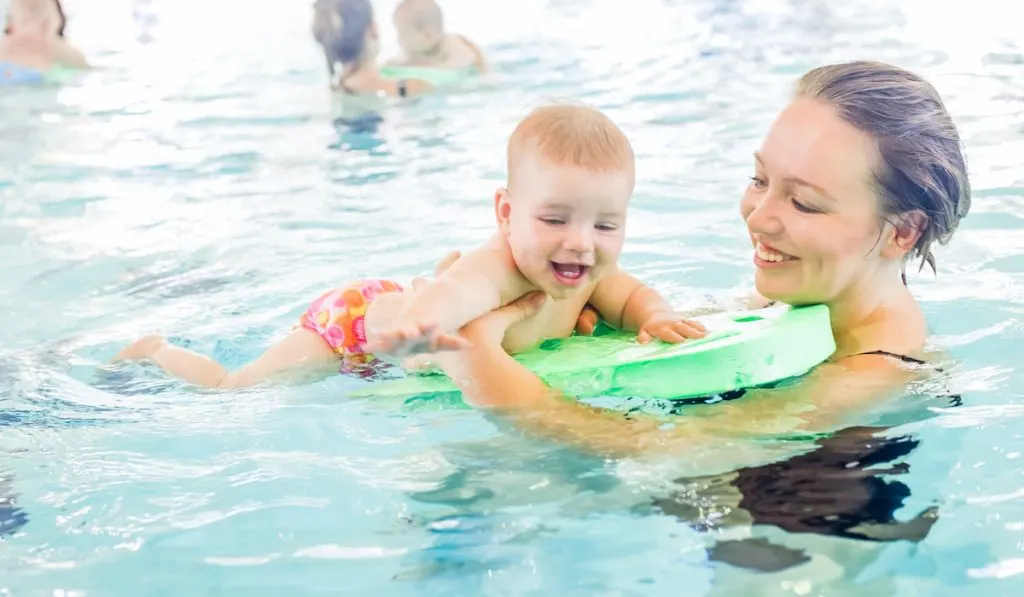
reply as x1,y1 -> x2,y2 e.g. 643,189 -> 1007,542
330,113 -> 388,153
650,423 -> 946,573
399,386 -> 963,582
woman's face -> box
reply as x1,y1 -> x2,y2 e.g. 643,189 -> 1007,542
739,97 -> 896,307
7,0 -> 63,36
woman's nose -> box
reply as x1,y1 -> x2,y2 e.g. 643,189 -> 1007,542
742,192 -> 783,236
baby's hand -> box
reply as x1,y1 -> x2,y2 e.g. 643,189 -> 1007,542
365,321 -> 470,358
637,311 -> 707,344
401,353 -> 441,374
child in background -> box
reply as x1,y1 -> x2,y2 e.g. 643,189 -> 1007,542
387,0 -> 486,72
115,103 -> 706,389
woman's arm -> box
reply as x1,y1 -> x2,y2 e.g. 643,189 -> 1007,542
427,252 -> 920,457
437,293 -> 922,459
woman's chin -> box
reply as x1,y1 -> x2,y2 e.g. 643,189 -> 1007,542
753,276 -> 797,305
754,274 -> 779,296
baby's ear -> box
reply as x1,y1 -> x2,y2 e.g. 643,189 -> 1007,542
494,187 -> 512,232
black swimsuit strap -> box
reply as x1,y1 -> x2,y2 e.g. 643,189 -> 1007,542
854,350 -> 927,365
760,302 -> 926,366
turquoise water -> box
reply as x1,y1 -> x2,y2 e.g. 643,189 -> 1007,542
2,0 -> 1024,594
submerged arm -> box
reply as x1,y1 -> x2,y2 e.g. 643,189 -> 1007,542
439,295 -> 921,458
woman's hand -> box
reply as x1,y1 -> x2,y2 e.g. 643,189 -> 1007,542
399,286 -> 547,372
424,252 -> 605,339
456,291 -> 548,347
423,249 -> 547,344
575,304 -> 601,335
401,250 -> 546,371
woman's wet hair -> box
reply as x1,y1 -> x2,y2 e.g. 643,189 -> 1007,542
795,60 -> 971,275
312,0 -> 374,73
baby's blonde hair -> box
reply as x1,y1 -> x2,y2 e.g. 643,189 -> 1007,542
507,103 -> 635,187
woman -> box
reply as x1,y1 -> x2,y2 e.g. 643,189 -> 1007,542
312,0 -> 432,97
0,0 -> 88,82
426,60 -> 971,457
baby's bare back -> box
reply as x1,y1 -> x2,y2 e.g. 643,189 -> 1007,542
439,35 -> 479,70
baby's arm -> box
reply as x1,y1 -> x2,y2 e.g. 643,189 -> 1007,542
456,35 -> 488,73
114,327 -> 339,389
587,269 -> 706,343
369,248 -> 519,357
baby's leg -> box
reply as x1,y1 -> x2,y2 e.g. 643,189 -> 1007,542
113,279 -> 408,390
215,279 -> 409,386
114,328 -> 338,389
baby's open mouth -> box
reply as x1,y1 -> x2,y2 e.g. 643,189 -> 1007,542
550,262 -> 590,285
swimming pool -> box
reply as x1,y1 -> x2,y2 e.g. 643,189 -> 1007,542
2,0 -> 1024,594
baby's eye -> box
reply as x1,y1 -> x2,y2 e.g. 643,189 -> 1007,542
595,223 -> 618,231
539,217 -> 565,225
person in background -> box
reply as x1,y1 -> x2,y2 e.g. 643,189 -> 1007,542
387,0 -> 487,72
311,0 -> 432,97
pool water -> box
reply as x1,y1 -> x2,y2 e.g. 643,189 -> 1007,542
3,0 -> 1024,594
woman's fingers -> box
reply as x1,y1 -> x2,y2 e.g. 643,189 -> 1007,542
495,291 -> 547,327
575,305 -> 599,335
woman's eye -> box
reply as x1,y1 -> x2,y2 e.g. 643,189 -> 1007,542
792,199 -> 821,214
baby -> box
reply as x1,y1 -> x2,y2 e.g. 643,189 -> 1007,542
387,0 -> 485,72
0,0 -> 88,80
115,103 -> 706,389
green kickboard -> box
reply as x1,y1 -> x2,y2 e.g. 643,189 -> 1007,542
44,64 -> 81,83
351,303 -> 836,401
379,65 -> 476,86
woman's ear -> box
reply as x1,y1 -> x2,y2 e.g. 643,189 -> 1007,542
884,209 -> 928,259
494,187 -> 512,235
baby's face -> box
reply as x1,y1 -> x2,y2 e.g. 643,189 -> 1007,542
498,152 -> 635,300
394,16 -> 440,56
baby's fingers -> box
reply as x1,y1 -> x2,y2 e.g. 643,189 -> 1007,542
653,328 -> 687,344
685,319 -> 707,333
674,320 -> 708,338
